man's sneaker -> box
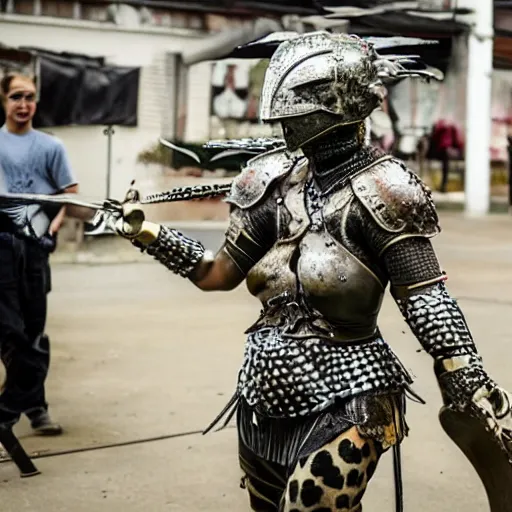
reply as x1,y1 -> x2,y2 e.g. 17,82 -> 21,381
30,412 -> 63,436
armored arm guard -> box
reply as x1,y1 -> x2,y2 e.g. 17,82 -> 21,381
353,161 -> 492,408
134,202 -> 276,279
132,225 -> 210,279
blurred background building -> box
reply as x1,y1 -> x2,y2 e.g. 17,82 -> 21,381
0,0 -> 508,230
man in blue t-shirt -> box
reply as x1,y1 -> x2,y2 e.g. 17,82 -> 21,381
0,73 -> 78,435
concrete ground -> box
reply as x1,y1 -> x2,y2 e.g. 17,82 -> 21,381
2,211 -> 512,512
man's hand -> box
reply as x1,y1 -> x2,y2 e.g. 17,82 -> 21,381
49,206 -> 66,235
49,184 -> 79,235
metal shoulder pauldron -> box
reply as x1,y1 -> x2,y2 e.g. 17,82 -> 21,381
350,159 -> 440,236
225,147 -> 306,210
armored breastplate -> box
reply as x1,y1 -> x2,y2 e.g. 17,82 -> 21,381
246,165 -> 385,341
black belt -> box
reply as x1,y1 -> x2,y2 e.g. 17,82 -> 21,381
0,213 -> 17,234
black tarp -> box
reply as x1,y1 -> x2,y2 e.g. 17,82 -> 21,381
0,48 -> 140,128
78,0 -> 324,15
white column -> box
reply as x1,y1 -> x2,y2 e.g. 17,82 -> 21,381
464,0 -> 494,216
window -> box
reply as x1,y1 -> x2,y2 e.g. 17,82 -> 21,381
13,0 -> 35,15
187,13 -> 205,30
81,2 -> 109,22
147,8 -> 173,27
40,0 -> 74,17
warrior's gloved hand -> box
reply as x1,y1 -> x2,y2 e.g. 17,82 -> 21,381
114,185 -> 161,246
114,185 -> 208,278
114,202 -> 161,246
472,385 -> 512,447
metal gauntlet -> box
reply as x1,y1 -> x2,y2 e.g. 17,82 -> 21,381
380,238 -> 493,410
133,225 -> 206,278
396,282 -> 492,410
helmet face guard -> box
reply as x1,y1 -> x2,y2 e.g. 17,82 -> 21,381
280,112 -> 365,153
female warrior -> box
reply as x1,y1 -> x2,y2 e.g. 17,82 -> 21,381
116,32 -> 512,512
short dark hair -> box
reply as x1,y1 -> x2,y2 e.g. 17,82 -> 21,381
0,73 -> 37,101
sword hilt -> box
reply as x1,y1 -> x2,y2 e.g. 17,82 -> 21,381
122,180 -> 141,204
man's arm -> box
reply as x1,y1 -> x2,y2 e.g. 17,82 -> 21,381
47,138 -> 82,231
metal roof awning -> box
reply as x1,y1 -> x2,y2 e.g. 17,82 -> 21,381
347,12 -> 469,38
84,0 -> 472,24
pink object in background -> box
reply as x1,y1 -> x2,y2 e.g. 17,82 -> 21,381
429,120 -> 464,158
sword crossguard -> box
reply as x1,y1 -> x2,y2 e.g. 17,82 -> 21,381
122,180 -> 142,204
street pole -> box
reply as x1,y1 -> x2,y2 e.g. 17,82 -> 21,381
103,125 -> 115,198
464,0 -> 493,216
508,136 -> 512,213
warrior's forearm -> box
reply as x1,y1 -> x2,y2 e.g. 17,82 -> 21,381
395,282 -> 493,409
382,238 -> 494,408
395,281 -> 479,361
131,223 -> 210,279
131,222 -> 243,290
383,238 -> 473,360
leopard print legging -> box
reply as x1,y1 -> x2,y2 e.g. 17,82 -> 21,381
240,426 -> 385,512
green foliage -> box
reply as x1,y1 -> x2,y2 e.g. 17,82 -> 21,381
136,141 -> 172,166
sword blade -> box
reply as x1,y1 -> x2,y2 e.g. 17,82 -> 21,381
0,192 -> 107,211
0,181 -> 234,221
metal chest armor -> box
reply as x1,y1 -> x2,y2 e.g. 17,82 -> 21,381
244,155 -> 392,342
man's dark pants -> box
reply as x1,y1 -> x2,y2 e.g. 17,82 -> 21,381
0,223 -> 52,428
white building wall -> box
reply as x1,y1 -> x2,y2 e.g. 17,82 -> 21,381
186,61 -> 214,143
0,14 -> 213,200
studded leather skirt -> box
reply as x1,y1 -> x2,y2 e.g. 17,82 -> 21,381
237,327 -> 413,418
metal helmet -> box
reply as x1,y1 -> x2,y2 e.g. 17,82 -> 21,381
258,31 -> 441,151
258,31 -> 383,149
